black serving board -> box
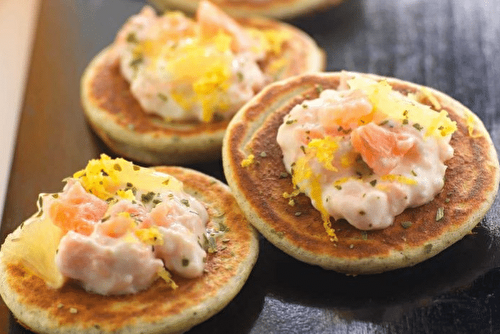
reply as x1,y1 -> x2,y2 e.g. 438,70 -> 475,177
2,0 -> 500,333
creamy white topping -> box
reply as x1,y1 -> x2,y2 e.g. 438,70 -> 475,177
40,155 -> 212,295
111,3 -> 268,123
56,231 -> 163,295
50,179 -> 209,295
277,79 -> 454,231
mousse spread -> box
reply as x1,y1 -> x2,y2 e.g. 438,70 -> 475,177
1,155 -> 209,295
110,1 -> 290,122
277,75 -> 457,238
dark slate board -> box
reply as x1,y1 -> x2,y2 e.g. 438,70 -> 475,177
2,0 -> 500,333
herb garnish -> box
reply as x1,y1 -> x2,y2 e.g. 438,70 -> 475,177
141,192 -> 155,203
435,207 -> 445,221
401,221 -> 412,229
158,93 -> 168,102
126,32 -> 138,43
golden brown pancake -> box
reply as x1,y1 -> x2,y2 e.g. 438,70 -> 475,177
0,166 -> 259,333
149,0 -> 345,19
81,14 -> 325,165
222,71 -> 500,275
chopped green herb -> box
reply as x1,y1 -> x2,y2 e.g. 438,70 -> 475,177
133,165 -> 140,171
260,151 -> 267,158
411,170 -> 417,176
182,258 -> 190,267
285,119 -> 297,125
237,72 -> 244,82
162,179 -> 170,186
370,180 -> 377,187
335,185 -> 342,190
129,56 -> 143,69
141,192 -> 155,203
279,172 -> 289,179
158,93 -> 168,102
126,32 -> 138,43
402,119 -> 409,125
361,231 -> 368,240
218,222 -> 230,232
445,198 -> 450,203
401,221 -> 412,229
206,235 -> 217,253
413,123 -> 423,131
316,84 -> 324,94
436,207 -> 445,221
180,199 -> 190,207
295,211 -> 302,216
113,164 -> 122,171
300,145 -> 306,154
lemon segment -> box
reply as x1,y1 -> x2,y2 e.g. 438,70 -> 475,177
1,215 -> 64,288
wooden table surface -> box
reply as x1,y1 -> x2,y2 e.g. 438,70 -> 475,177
2,0 -> 500,333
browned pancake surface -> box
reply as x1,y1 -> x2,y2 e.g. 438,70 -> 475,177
223,72 -> 499,274
0,167 -> 259,333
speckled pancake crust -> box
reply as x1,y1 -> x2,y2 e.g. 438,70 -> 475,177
0,167 -> 259,334
149,0 -> 344,19
222,71 -> 500,275
81,16 -> 325,165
